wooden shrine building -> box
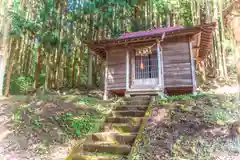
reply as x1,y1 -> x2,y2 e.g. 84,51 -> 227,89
87,23 -> 216,99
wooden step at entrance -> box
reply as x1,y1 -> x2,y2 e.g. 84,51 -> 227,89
83,142 -> 131,155
102,123 -> 140,133
126,89 -> 162,96
105,117 -> 143,125
114,105 -> 148,111
123,96 -> 151,101
85,132 -> 137,145
111,111 -> 145,117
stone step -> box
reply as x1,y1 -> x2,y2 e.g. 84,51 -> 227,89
83,142 -> 131,155
102,123 -> 140,133
111,111 -> 145,117
114,105 -> 148,111
105,117 -> 143,125
121,100 -> 149,105
72,153 -> 124,160
85,132 -> 137,145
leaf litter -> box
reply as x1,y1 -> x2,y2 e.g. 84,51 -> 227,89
132,92 -> 240,160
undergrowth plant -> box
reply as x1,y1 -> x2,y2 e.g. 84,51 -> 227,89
12,103 -> 28,122
9,75 -> 34,94
157,92 -> 207,104
204,107 -> 232,125
54,112 -> 95,137
31,118 -> 42,128
77,96 -> 97,104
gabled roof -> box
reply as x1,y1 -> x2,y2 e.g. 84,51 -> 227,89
118,26 -> 183,39
86,22 -> 216,61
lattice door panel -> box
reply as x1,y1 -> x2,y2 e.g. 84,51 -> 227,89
132,52 -> 158,88
135,53 -> 158,79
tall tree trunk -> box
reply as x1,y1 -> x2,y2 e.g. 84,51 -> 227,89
55,3 -> 64,90
4,39 -> 16,96
166,3 -> 171,27
21,31 -> 29,73
88,9 -> 94,87
92,55 -> 98,87
23,32 -> 31,74
196,0 -> 201,24
33,46 -> 42,89
100,58 -> 105,89
77,61 -> 81,86
218,0 -> 228,78
55,53 -> 62,89
88,51 -> 93,87
0,0 -> 11,96
212,0 -> 221,76
24,40 -> 33,75
76,45 -> 83,86
44,53 -> 51,91
17,35 -> 25,74
67,56 -> 71,87
71,49 -> 77,88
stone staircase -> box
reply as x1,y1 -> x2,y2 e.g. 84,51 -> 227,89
71,96 -> 151,160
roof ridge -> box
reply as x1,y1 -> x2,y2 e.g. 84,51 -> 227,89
118,26 -> 184,39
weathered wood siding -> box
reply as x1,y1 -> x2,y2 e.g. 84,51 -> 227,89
162,40 -> 193,88
106,39 -> 193,92
107,48 -> 126,90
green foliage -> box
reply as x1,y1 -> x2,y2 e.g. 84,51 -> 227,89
31,118 -> 42,128
179,0 -> 193,26
157,92 -> 206,104
54,112 -> 95,137
13,109 -> 21,122
204,107 -> 232,125
38,72 -> 46,86
77,96 -> 97,104
9,75 -> 33,94
12,103 -> 28,122
5,0 -> 233,95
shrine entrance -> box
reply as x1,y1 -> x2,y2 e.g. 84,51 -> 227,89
131,44 -> 159,89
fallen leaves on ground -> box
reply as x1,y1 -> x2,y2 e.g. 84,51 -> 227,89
132,93 -> 240,160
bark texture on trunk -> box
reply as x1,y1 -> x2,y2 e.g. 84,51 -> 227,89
33,47 -> 42,89
4,40 -> 16,97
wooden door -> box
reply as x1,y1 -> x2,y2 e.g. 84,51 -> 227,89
132,52 -> 158,89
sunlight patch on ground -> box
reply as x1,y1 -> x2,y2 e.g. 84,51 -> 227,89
211,85 -> 239,94
49,145 -> 69,159
0,128 -> 11,142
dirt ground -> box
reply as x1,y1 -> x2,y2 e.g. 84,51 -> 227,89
0,91 -> 116,160
0,97 -> 72,160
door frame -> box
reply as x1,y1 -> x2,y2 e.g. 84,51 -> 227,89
130,51 -> 159,89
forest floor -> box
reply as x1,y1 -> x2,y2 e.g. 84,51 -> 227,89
0,89 -> 118,160
132,74 -> 240,160
1,72 -> 240,159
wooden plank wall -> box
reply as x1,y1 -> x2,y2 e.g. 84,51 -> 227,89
107,48 -> 126,90
162,39 -> 193,88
